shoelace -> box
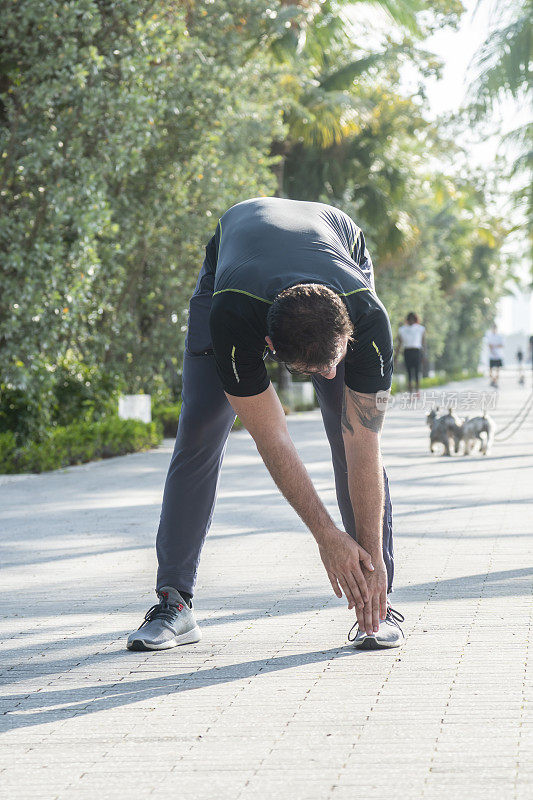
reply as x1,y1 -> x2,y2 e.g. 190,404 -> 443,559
138,597 -> 183,629
386,606 -> 405,626
347,604 -> 404,642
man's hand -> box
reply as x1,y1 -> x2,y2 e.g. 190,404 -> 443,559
356,558 -> 387,636
317,528 -> 374,611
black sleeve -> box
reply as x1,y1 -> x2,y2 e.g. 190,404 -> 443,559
209,295 -> 271,397
344,306 -> 393,394
203,221 -> 221,276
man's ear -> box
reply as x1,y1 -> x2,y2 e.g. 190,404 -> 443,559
265,335 -> 276,354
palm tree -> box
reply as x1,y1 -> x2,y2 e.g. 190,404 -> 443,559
268,0 -> 423,194
470,0 -> 532,256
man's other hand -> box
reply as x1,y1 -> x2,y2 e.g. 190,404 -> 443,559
318,528 -> 374,611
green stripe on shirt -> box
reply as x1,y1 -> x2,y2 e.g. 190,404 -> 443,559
212,286 -> 371,303
213,288 -> 273,304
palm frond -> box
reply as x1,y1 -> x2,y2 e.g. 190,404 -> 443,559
499,122 -> 533,176
362,0 -> 423,34
470,1 -> 531,107
285,89 -> 373,148
319,52 -> 393,91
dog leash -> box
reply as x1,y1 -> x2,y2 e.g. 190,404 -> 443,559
494,389 -> 533,435
494,390 -> 533,442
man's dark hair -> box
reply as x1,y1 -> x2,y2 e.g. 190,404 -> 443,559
267,283 -> 353,369
407,312 -> 419,324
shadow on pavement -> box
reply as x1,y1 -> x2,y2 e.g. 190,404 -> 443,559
396,566 -> 533,602
3,565 -> 531,698
1,645 -> 366,732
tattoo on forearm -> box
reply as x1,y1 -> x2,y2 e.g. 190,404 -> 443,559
341,391 -> 354,434
344,388 -> 385,434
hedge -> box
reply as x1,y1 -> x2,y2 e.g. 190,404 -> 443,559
0,417 -> 162,475
152,403 -> 182,438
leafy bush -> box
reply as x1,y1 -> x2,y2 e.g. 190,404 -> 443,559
152,403 -> 182,438
0,431 -> 17,473
0,417 -> 162,475
52,355 -> 124,427
0,355 -> 124,445
0,361 -> 56,444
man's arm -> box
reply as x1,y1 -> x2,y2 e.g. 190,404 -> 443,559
226,384 -> 374,609
342,386 -> 388,635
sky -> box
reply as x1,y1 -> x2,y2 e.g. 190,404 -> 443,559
423,0 -> 490,118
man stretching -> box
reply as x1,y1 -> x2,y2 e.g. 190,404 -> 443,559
127,197 -> 404,652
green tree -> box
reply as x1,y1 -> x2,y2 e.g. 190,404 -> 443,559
0,0 -> 285,440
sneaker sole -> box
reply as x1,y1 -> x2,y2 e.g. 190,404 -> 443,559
127,625 -> 202,652
353,635 -> 404,650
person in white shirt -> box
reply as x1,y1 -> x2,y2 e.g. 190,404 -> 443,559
395,312 -> 426,395
486,323 -> 504,388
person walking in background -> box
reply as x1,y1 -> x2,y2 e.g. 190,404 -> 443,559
486,323 -> 504,389
516,347 -> 524,386
395,312 -> 426,395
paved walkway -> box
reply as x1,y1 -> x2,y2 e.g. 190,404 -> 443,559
1,371 -> 532,799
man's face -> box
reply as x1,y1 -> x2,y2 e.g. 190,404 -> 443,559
266,334 -> 350,380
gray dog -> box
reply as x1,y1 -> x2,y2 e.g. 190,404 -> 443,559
453,413 -> 496,456
427,407 -> 463,456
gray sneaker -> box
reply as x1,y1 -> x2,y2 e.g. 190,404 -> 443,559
348,605 -> 405,650
127,586 -> 202,651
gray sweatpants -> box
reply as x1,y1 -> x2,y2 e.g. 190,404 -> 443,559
156,263 -> 394,596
